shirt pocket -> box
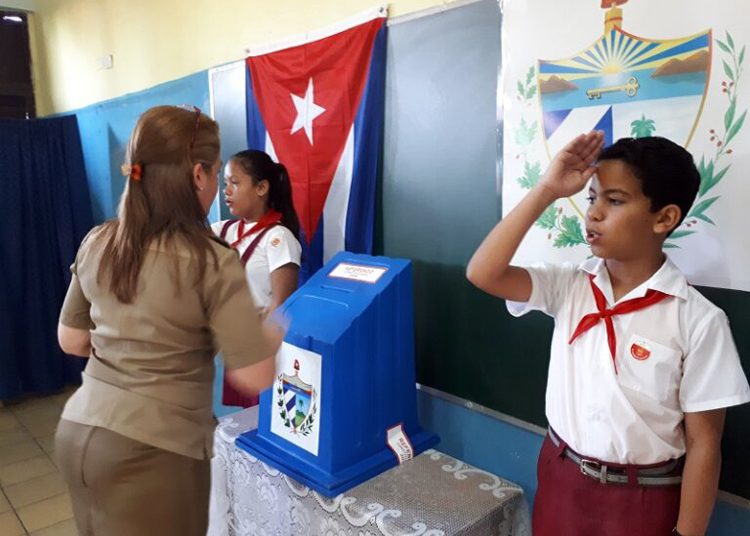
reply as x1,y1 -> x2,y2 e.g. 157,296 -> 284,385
617,334 -> 682,403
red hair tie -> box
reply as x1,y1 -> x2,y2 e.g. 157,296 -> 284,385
130,163 -> 143,181
120,162 -> 144,182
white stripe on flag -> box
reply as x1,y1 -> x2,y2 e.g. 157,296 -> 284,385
322,126 -> 354,262
266,130 -> 353,261
265,133 -> 278,163
546,105 -> 610,156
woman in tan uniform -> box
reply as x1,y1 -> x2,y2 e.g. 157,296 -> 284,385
55,105 -> 280,536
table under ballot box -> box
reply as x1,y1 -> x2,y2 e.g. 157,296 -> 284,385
237,252 -> 439,497
209,407 -> 531,536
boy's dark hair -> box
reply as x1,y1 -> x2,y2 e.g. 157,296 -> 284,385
598,136 -> 700,231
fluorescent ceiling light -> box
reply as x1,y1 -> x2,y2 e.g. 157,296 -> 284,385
3,15 -> 23,23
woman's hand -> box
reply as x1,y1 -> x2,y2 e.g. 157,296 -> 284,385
262,312 -> 287,354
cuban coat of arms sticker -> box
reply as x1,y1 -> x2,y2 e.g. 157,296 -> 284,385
270,342 -> 322,455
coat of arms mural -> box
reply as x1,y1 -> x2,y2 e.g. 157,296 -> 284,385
502,0 -> 749,291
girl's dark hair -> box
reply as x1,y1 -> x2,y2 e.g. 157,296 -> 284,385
230,150 -> 301,239
97,105 -> 220,303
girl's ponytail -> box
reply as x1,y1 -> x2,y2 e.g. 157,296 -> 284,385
271,162 -> 300,239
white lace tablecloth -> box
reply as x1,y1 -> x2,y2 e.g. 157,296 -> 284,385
208,407 -> 531,536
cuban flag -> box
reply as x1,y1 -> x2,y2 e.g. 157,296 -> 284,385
245,7 -> 387,282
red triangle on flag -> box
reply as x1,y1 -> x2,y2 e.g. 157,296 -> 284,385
247,18 -> 384,244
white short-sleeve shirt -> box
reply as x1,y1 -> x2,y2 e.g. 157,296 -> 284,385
507,256 -> 750,464
211,220 -> 302,314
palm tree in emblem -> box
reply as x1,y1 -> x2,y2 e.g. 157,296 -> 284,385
294,398 -> 306,427
631,114 -> 656,138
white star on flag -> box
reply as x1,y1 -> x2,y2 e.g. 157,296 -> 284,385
291,78 -> 326,145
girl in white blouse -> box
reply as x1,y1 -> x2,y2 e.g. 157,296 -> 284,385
212,150 -> 302,406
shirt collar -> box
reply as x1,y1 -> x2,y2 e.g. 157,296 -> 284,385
578,256 -> 689,303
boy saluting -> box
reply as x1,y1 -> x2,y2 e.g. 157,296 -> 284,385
467,132 -> 750,536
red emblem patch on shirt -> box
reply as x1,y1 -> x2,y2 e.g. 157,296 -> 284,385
270,237 -> 281,247
630,342 -> 651,361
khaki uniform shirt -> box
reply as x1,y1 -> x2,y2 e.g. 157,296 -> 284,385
59,227 -> 271,459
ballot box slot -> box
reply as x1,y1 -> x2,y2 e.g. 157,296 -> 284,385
320,284 -> 353,294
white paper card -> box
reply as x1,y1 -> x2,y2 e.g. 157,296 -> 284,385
328,262 -> 387,284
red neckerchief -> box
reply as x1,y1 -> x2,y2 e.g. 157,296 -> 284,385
568,274 -> 670,374
230,210 -> 282,250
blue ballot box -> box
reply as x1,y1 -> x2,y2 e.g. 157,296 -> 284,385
236,252 -> 439,497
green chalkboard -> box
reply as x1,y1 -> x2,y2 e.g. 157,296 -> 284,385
692,286 -> 750,497
380,0 -> 750,499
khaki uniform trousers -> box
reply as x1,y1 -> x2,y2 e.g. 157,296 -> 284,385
55,419 -> 210,536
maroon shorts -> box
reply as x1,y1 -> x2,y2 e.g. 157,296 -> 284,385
532,433 -> 681,536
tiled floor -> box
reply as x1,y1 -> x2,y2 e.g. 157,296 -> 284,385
0,387 -> 78,536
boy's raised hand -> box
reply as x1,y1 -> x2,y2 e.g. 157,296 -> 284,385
538,131 -> 605,199
467,131 -> 604,301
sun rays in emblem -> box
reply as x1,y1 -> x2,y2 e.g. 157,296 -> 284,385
540,30 -> 710,81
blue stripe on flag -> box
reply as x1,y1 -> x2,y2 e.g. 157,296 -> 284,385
299,221 -> 324,284
245,66 -> 267,151
347,23 -> 387,254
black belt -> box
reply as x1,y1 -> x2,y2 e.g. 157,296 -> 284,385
549,428 -> 683,487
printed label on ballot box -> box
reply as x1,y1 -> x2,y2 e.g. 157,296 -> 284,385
386,423 -> 414,464
328,262 -> 388,284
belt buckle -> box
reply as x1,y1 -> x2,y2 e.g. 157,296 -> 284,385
580,459 -> 608,484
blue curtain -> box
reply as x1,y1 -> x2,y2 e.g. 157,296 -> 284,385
0,115 -> 93,399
